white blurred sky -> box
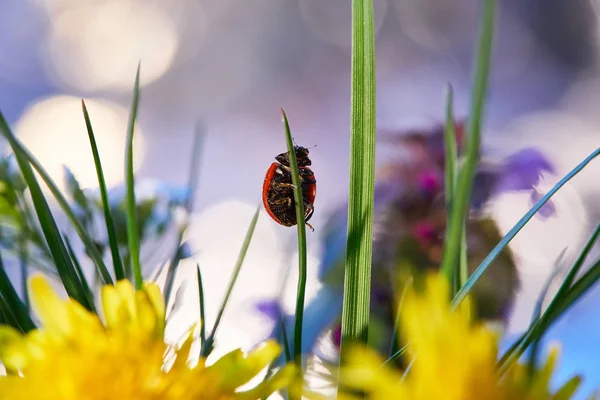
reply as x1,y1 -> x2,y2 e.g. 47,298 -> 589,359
2,0 -> 600,397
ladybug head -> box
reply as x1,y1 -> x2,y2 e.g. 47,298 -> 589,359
275,145 -> 312,167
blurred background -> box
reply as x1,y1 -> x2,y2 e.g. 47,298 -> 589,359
1,0 -> 600,397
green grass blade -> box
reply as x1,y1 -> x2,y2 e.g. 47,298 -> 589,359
64,236 -> 96,312
388,276 -> 412,357
280,109 -> 309,375
200,205 -> 260,358
441,0 -> 495,286
0,116 -> 113,286
452,147 -> 600,309
443,85 -> 458,211
196,263 -> 206,350
558,223 -> 600,293
164,126 -> 205,306
0,251 -> 35,332
527,248 -> 567,375
459,226 -> 468,287
81,100 -> 125,281
340,0 -> 377,353
125,63 -> 142,289
0,111 -> 94,310
499,225 -> 600,373
441,85 -> 469,292
382,343 -> 410,367
18,238 -> 29,312
0,295 -> 24,332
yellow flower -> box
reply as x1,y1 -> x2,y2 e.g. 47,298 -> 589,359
336,273 -> 582,400
0,275 -> 294,400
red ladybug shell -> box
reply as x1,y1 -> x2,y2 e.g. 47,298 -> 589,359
262,163 -> 317,225
302,167 -> 317,204
262,162 -> 282,224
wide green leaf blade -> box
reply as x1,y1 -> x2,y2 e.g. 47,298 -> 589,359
340,0 -> 377,354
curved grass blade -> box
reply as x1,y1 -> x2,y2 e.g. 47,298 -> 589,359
0,111 -> 94,309
81,100 -> 125,281
452,147 -> 600,309
441,85 -> 468,292
527,248 -> 567,376
280,109 -> 309,376
382,343 -> 410,367
18,238 -> 29,312
164,126 -> 205,306
499,224 -> 600,373
196,263 -> 206,349
557,223 -> 600,295
200,205 -> 260,358
341,0 -> 377,355
0,251 -> 35,332
441,0 -> 495,287
0,116 -> 113,286
388,276 -> 412,358
125,63 -> 142,289
65,236 -> 96,313
443,84 -> 458,212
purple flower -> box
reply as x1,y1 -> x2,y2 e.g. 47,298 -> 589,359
496,148 -> 555,192
472,148 -> 557,218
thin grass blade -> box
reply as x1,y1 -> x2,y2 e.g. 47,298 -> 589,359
499,224 -> 600,373
280,109 -> 309,376
453,147 -> 600,309
200,205 -> 260,358
196,263 -> 206,351
441,0 -> 495,286
0,111 -> 94,309
388,276 -> 412,357
443,84 -> 457,211
527,248 -> 567,375
340,0 -> 377,354
558,223 -> 600,294
81,100 -> 125,281
0,114 -> 113,285
18,239 -> 29,312
64,236 -> 96,312
164,126 -> 205,306
0,251 -> 35,332
125,63 -> 142,289
382,343 -> 410,367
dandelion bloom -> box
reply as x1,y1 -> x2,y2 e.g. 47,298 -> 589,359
336,273 -> 582,400
0,275 -> 293,400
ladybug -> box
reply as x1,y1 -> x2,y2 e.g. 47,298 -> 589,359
262,145 -> 316,231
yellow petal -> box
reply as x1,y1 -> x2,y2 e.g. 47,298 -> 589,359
143,282 -> 165,328
0,327 -> 26,371
29,275 -> 71,336
235,364 -> 296,400
209,340 -> 282,390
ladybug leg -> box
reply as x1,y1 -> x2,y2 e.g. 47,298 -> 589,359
299,169 -> 316,184
303,200 -> 315,232
269,196 -> 293,208
271,181 -> 296,192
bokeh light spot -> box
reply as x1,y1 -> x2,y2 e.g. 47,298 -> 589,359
13,95 -> 145,190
